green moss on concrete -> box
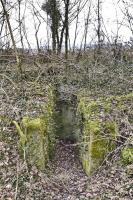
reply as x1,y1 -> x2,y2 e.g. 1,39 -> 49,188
13,121 -> 27,147
22,117 -> 45,133
82,158 -> 90,176
78,92 -> 133,176
121,147 -> 133,164
104,121 -> 117,138
81,119 -> 113,175
13,85 -> 55,171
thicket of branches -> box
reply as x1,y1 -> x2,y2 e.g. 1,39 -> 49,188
0,0 -> 132,65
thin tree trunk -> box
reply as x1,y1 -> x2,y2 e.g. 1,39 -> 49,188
0,0 -> 22,73
35,26 -> 41,53
46,13 -> 50,52
18,0 -> 24,51
65,0 -> 70,59
84,1 -> 91,51
97,0 -> 101,54
73,0 -> 82,53
51,25 -> 56,53
56,29 -> 60,53
58,24 -> 65,53
0,17 -> 5,36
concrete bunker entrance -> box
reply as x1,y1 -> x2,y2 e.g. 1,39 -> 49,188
54,99 -> 78,142
54,85 -> 78,142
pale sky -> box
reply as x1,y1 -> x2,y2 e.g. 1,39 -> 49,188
1,0 -> 133,49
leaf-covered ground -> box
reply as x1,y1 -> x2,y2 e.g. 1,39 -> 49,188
0,137 -> 132,199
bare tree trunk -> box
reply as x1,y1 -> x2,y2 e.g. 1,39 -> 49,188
64,0 -> 70,59
33,15 -> 41,53
35,24 -> 41,53
97,0 -> 101,54
56,28 -> 60,53
0,16 -> 5,36
46,13 -> 50,52
58,24 -> 65,53
51,0 -> 60,53
51,25 -> 56,53
84,1 -> 91,51
73,0 -> 82,53
18,0 -> 24,51
0,0 -> 22,73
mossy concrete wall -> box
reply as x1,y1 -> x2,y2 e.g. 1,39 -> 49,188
77,93 -> 133,176
13,85 -> 55,170
54,83 -> 78,141
54,100 -> 77,141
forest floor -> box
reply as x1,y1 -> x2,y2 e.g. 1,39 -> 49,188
0,62 -> 133,199
0,135 -> 133,200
